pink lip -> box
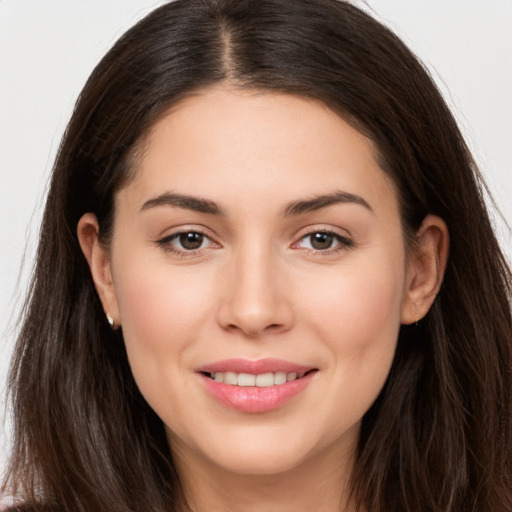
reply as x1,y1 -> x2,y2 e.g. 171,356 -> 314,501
196,358 -> 317,413
196,358 -> 312,375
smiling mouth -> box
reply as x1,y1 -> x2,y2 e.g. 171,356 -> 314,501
202,370 -> 317,387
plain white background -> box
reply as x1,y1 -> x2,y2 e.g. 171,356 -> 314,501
1,0 -> 511,480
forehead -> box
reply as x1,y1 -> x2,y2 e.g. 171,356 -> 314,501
121,86 -> 399,218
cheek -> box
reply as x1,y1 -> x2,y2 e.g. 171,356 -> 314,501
112,261 -> 216,361
297,266 -> 404,444
111,263 -> 218,419
301,252 -> 405,400
304,257 -> 404,344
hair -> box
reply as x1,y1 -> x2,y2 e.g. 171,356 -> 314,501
2,0 -> 511,511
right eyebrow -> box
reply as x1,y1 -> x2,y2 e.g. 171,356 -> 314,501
140,192 -> 225,216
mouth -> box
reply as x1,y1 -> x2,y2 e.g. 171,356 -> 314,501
202,369 -> 316,387
197,359 -> 318,413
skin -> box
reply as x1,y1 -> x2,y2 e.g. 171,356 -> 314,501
78,86 -> 448,512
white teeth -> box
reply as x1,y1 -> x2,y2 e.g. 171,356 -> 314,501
209,371 -> 306,386
237,373 -> 256,386
224,371 -> 237,385
274,372 -> 287,385
255,372 -> 274,387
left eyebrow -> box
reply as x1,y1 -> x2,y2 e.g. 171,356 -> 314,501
282,190 -> 374,216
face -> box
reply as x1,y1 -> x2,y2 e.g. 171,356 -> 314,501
91,87 -> 415,478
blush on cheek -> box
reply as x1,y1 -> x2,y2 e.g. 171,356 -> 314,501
116,268 -> 216,351
313,273 -> 402,342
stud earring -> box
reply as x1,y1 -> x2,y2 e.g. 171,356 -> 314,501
106,313 -> 115,327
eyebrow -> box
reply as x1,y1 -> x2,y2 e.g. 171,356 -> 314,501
140,192 -> 224,215
139,190 -> 372,217
283,190 -> 373,216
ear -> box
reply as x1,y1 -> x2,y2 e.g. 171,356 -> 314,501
401,214 -> 449,324
77,213 -> 120,327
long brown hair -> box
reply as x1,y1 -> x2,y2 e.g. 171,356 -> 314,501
3,1 -> 512,511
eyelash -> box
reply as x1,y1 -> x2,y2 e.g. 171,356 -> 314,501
156,228 -> 216,257
156,228 -> 353,257
294,230 -> 354,254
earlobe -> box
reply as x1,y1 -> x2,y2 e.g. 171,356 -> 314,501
401,214 -> 449,325
77,213 -> 120,327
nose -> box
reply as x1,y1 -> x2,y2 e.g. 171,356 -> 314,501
216,246 -> 293,338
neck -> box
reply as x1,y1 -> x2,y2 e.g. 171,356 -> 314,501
172,440 -> 359,512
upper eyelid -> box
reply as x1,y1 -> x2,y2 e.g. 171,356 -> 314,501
157,225 -> 217,241
295,231 -> 352,245
292,226 -> 354,250
156,230 -> 219,257
293,224 -> 352,239
161,230 -> 210,243
155,229 -> 216,250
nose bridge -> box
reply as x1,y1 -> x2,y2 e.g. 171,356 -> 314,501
217,236 -> 291,337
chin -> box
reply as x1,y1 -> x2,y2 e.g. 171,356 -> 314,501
208,447 -> 311,476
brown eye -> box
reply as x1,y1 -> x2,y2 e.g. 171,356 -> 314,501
157,229 -> 218,256
309,232 -> 334,250
294,230 -> 353,253
179,232 -> 204,250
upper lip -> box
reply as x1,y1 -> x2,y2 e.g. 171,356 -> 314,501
196,358 -> 315,375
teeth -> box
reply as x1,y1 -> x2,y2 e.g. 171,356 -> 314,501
209,371 -> 305,386
237,373 -> 256,386
274,372 -> 287,385
255,372 -> 274,387
224,371 -> 237,385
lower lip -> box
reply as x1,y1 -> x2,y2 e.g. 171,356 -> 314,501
200,372 -> 316,413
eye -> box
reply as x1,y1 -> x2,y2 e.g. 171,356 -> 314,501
157,229 -> 217,254
176,232 -> 207,250
294,230 -> 353,252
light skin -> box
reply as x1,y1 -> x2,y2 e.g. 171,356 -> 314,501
78,86 -> 449,512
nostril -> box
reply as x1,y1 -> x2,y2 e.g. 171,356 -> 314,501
224,322 -> 285,337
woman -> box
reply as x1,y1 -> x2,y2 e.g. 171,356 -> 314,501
2,0 -> 511,511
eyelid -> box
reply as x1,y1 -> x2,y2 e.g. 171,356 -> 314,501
291,225 -> 354,253
292,224 -> 352,240
155,226 -> 220,256
154,224 -> 353,257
